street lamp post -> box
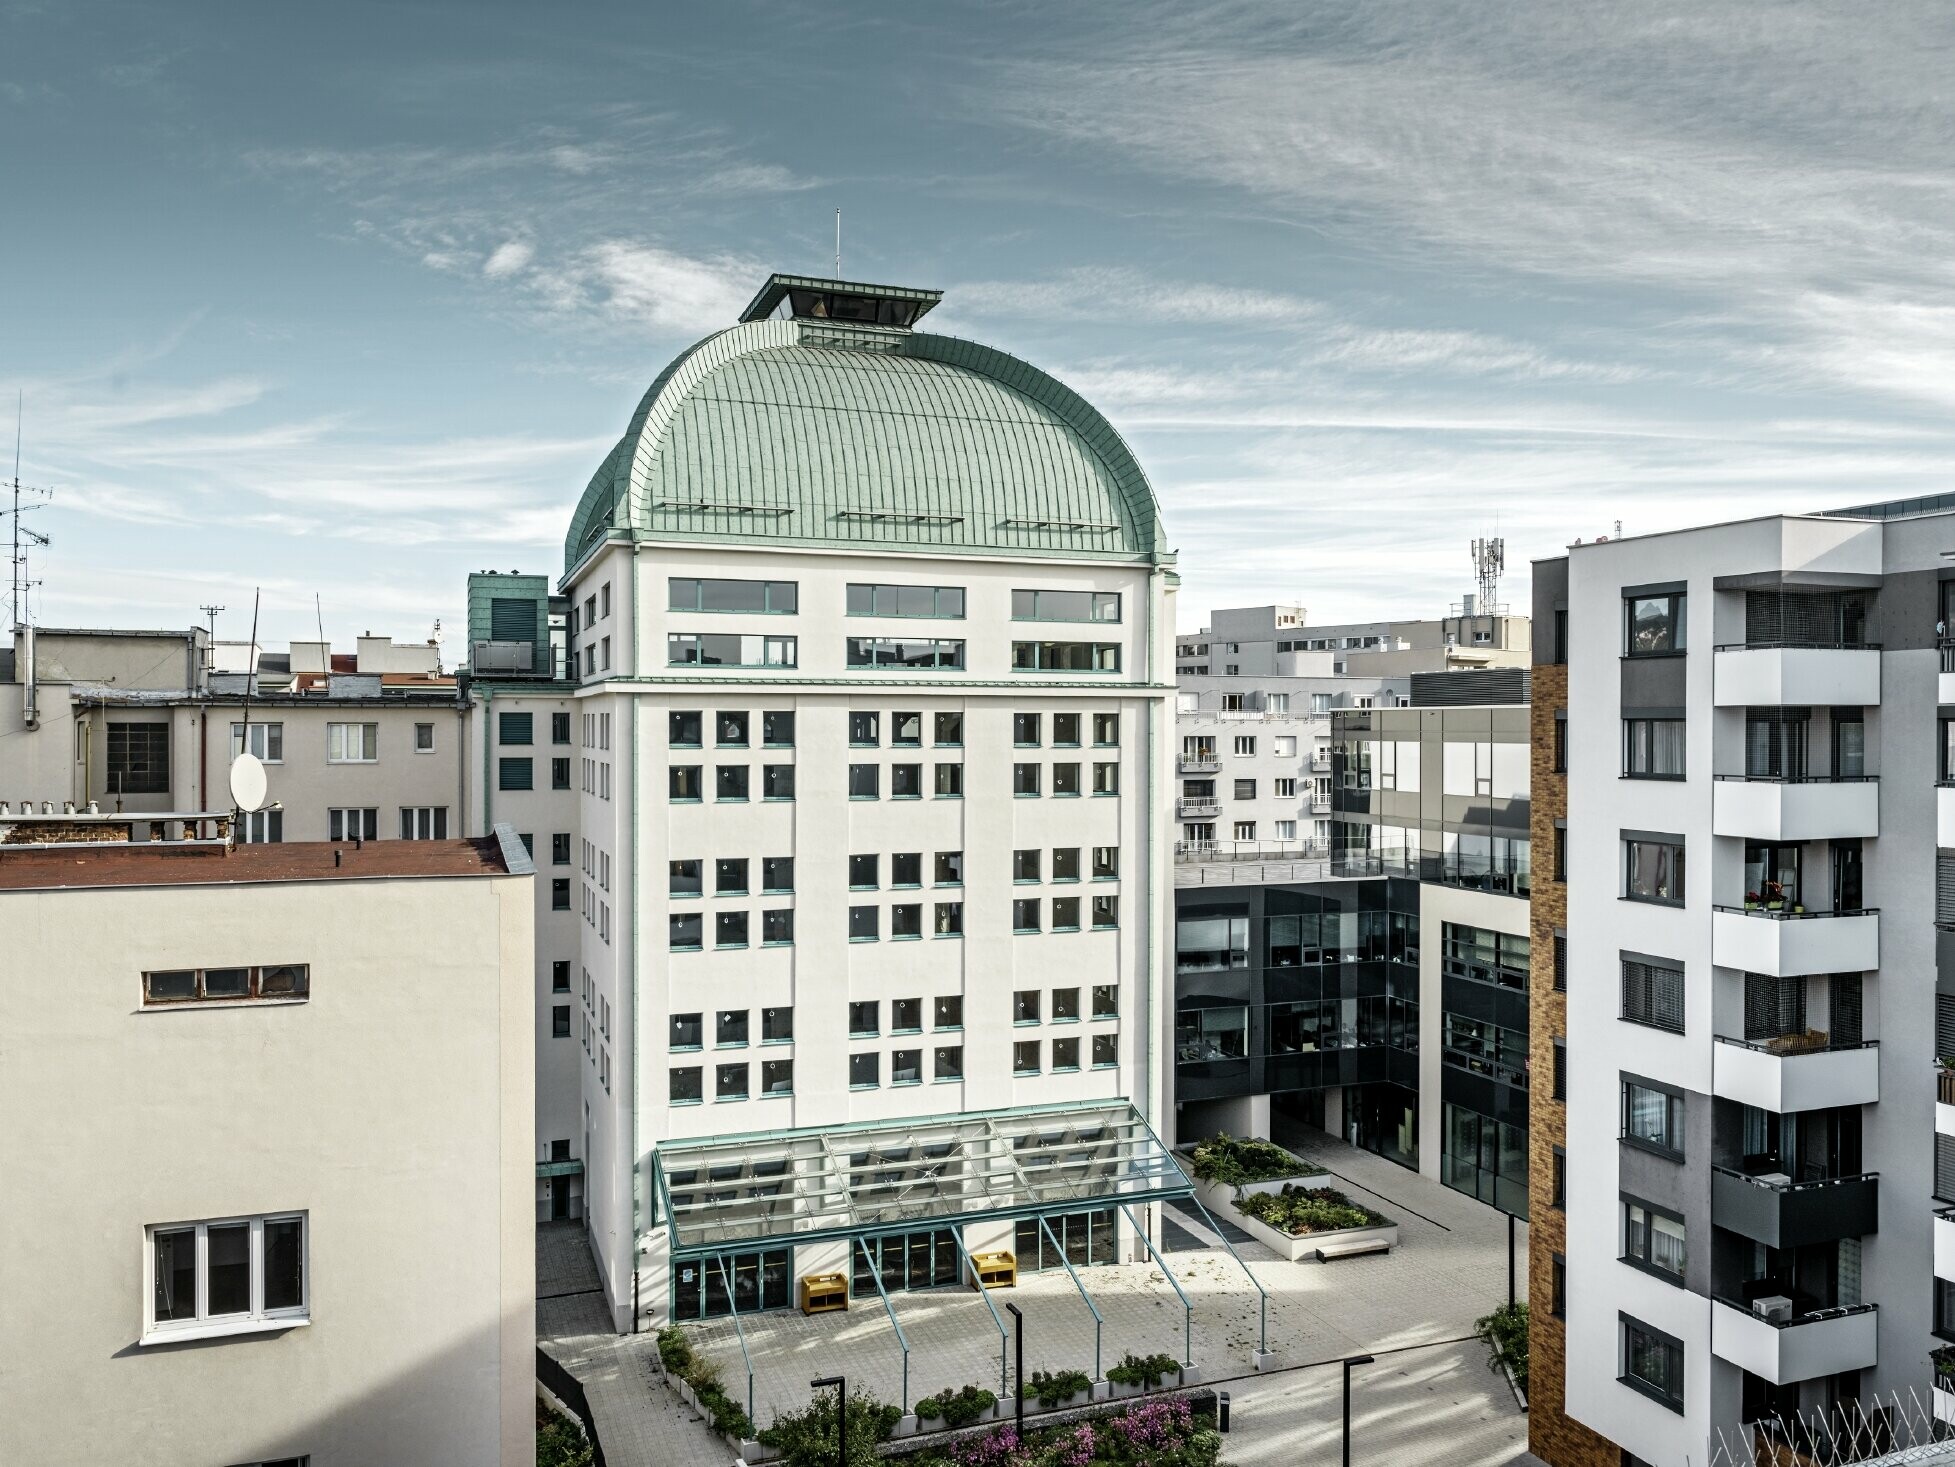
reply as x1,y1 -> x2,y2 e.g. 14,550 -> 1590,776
1507,1212 -> 1517,1308
1342,1354 -> 1373,1467
812,1375 -> 847,1466
1004,1302 -> 1025,1440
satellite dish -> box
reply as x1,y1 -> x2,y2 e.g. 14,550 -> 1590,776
229,752 -> 269,813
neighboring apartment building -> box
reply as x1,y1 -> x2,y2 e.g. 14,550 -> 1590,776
1541,503 -> 1955,1466
1175,599 -> 1529,679
1172,669 -> 1532,1217
1174,672 -> 1408,855
0,815 -> 535,1467
552,273 -> 1185,1333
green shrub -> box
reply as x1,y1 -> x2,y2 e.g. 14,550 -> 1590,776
1475,1301 -> 1529,1395
1105,1351 -> 1181,1388
1019,1368 -> 1093,1407
758,1389 -> 900,1467
536,1402 -> 593,1467
1235,1184 -> 1387,1236
655,1325 -> 693,1374
1186,1133 -> 1316,1190
915,1383 -> 996,1427
655,1324 -> 753,1441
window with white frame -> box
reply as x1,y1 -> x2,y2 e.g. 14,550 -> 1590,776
326,722 -> 377,763
399,806 -> 448,840
1233,736 -> 1256,756
414,722 -> 435,753
238,809 -> 283,844
1273,736 -> 1296,757
230,722 -> 283,762
1233,821 -> 1256,840
1273,778 -> 1297,798
146,1212 -> 307,1340
1274,820 -> 1297,839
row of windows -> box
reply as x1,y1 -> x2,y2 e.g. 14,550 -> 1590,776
497,711 -> 572,746
667,577 -> 1121,624
665,760 -> 1120,801
664,634 -> 1123,672
1009,896 -> 1120,933
668,708 -> 1124,750
239,806 -> 448,845
670,909 -> 795,949
229,720 -> 439,764
498,756 -> 572,791
667,989 -> 1122,1049
141,964 -> 309,1005
1011,986 -> 1122,1025
668,765 -> 803,801
671,896 -> 1124,947
669,1034 -> 1119,1102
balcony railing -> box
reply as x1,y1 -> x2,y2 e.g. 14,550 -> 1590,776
1178,756 -> 1221,774
1940,1067 -> 1955,1108
1711,1164 -> 1879,1249
1710,1296 -> 1878,1386
1712,905 -> 1880,977
1176,800 -> 1221,819
1711,1034 -> 1879,1112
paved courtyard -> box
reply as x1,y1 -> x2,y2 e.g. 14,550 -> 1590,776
540,1134 -> 1540,1465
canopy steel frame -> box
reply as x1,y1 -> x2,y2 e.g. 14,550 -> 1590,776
1187,1195 -> 1270,1359
1037,1214 -> 1104,1382
851,1237 -> 913,1414
712,1254 -> 756,1428
949,1228 -> 1011,1399
1120,1202 -> 1193,1367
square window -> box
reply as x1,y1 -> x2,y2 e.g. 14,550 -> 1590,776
1093,712 -> 1119,746
1092,1033 -> 1118,1068
763,764 -> 795,799
669,913 -> 703,950
670,859 -> 703,897
892,763 -> 922,798
934,995 -> 964,1029
715,911 -> 748,948
1014,989 -> 1041,1024
669,766 -> 702,801
1052,988 -> 1080,1021
717,1010 -> 749,1046
935,850 -> 964,885
1013,1040 -> 1040,1076
716,766 -> 749,801
934,763 -> 964,797
762,710 -> 795,747
849,1052 -> 880,1089
892,904 -> 922,938
849,1000 -> 879,1037
935,1045 -> 964,1081
891,852 -> 922,886
669,711 -> 702,747
762,1006 -> 794,1042
850,712 -> 880,747
1624,593 -> 1686,657
1053,762 -> 1081,796
934,711 -> 963,746
850,854 -> 880,889
762,856 -> 794,892
1092,847 -> 1119,879
892,1048 -> 923,1085
1093,763 -> 1119,795
1092,895 -> 1118,929
1014,848 -> 1042,882
934,901 -> 963,936
500,711 -> 533,746
849,764 -> 880,799
716,711 -> 749,747
498,757 -> 533,791
762,908 -> 794,945
850,906 -> 879,941
1052,896 -> 1081,929
1052,1037 -> 1080,1070
762,1058 -> 793,1095
1092,984 -> 1119,1019
716,1063 -> 749,1100
1052,847 -> 1081,881
1013,898 -> 1041,933
1013,763 -> 1041,796
892,711 -> 923,746
1014,713 -> 1042,746
670,1067 -> 703,1104
891,997 -> 922,1031
1053,712 -> 1080,745
715,857 -> 748,894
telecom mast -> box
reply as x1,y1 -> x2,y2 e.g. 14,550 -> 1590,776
1470,536 -> 1505,613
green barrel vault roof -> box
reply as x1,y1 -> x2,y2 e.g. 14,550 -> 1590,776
563,317 -> 1168,577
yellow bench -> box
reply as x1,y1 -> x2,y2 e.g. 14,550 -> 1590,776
969,1250 -> 1017,1290
799,1272 -> 848,1315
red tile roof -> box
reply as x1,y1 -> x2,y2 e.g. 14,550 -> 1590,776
0,838 -> 514,891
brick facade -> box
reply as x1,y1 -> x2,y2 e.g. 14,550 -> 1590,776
1527,662 -> 1617,1467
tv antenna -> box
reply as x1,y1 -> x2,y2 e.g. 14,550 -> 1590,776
1470,536 -> 1505,611
834,208 -> 842,278
229,588 -> 271,825
5,392 -> 54,631
199,603 -> 225,671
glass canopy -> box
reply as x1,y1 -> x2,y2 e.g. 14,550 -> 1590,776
654,1101 -> 1190,1258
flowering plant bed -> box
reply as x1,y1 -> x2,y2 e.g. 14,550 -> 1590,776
899,1394 -> 1221,1466
1228,1184 -> 1397,1262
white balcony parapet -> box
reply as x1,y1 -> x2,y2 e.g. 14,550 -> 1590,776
1711,1298 -> 1877,1386
1714,644 -> 1880,708
1713,777 -> 1879,843
1712,906 -> 1879,978
1939,784 -> 1955,849
1940,1066 -> 1955,1138
1712,1036 -> 1879,1113
1937,1346 -> 1955,1427
1937,1207 -> 1955,1284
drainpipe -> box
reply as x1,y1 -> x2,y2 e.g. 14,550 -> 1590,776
20,624 -> 37,729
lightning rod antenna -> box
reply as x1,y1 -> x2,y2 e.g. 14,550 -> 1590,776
835,208 -> 842,278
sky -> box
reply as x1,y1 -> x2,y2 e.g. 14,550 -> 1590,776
4,1 -> 1955,652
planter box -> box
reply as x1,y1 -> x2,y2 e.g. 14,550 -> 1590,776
1227,1202 -> 1398,1262
739,1442 -> 775,1465
1192,1171 -> 1326,1217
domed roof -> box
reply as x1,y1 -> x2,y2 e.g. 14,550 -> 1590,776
563,302 -> 1167,577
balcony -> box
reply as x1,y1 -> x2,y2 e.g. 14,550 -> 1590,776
1176,800 -> 1221,819
1713,644 -> 1880,707
1712,906 -> 1879,978
1712,1035 -> 1879,1113
1941,643 -> 1955,704
1940,1066 -> 1955,1139
1940,783 -> 1955,848
1710,1298 -> 1877,1386
1938,1207 -> 1955,1283
1179,755 -> 1221,774
1711,1165 -> 1878,1249
1310,754 -> 1332,773
1713,776 -> 1879,842
1309,797 -> 1332,814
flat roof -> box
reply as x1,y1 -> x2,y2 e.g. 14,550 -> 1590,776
0,837 -> 515,891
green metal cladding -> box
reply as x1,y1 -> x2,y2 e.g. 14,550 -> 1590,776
562,315 -> 1169,576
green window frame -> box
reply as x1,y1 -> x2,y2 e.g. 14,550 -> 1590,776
668,577 -> 798,614
846,584 -> 966,619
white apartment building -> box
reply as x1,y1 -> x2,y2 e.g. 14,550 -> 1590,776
0,816 -> 535,1467
553,273 -> 1186,1333
1549,504 -> 1955,1466
1175,673 -> 1408,856
1177,600 -> 1529,678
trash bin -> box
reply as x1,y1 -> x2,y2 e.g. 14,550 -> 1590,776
1217,1391 -> 1231,1433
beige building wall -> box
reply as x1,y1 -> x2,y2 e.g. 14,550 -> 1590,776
0,850 -> 535,1467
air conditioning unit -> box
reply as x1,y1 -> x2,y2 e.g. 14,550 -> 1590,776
1753,1295 -> 1793,1324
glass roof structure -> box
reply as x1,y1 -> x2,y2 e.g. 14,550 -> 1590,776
653,1101 -> 1190,1258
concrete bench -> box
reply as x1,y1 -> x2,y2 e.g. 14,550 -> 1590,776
1315,1237 -> 1392,1262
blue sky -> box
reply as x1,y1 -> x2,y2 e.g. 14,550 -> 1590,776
5,1 -> 1953,650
